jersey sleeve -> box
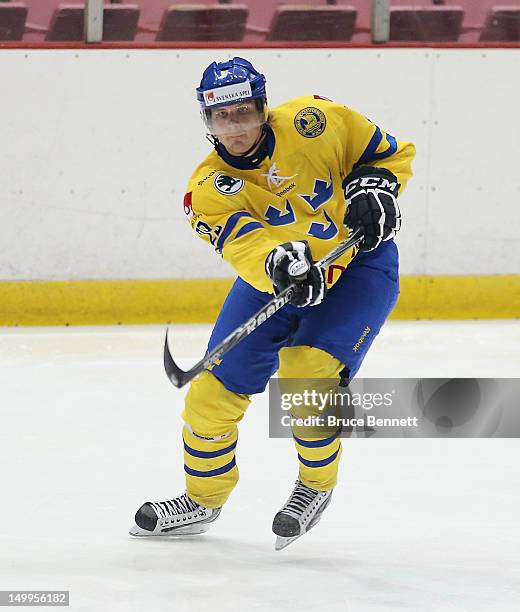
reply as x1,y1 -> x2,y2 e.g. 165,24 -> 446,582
185,181 -> 280,294
317,99 -> 416,193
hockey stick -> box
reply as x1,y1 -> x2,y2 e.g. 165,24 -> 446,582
164,228 -> 363,389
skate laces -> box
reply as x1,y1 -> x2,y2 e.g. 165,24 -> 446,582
151,493 -> 200,519
281,481 -> 320,519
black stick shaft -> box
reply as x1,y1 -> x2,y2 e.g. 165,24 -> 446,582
164,228 -> 363,388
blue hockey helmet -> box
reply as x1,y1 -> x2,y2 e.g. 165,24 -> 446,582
196,57 -> 268,137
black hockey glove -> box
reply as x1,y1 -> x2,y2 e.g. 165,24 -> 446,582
343,166 -> 401,252
265,241 -> 327,308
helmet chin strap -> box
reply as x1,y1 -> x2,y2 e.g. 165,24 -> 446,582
239,127 -> 266,157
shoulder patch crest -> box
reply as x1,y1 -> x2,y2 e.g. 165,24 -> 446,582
294,106 -> 326,138
213,173 -> 244,196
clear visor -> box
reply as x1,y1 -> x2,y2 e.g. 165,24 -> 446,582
202,99 -> 268,137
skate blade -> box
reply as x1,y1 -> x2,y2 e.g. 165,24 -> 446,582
275,534 -> 301,551
274,510 -> 328,550
129,523 -> 210,537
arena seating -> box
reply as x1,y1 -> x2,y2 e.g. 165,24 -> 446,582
390,6 -> 465,41
2,1 -> 519,43
156,5 -> 248,41
267,6 -> 357,42
0,3 -> 27,40
45,3 -> 139,41
480,6 -> 520,40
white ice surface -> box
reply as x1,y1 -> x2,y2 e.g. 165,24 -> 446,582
1,321 -> 519,612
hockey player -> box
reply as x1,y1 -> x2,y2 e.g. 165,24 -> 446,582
131,57 -> 415,549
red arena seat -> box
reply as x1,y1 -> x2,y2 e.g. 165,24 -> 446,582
46,3 -> 139,41
480,6 -> 520,40
156,5 -> 248,42
390,6 -> 465,42
267,5 -> 357,41
0,3 -> 28,41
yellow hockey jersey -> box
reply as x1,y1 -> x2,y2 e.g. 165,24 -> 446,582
184,95 -> 415,294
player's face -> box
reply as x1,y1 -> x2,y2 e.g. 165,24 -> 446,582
209,102 -> 264,155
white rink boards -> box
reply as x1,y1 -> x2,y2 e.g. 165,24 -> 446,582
0,321 -> 519,611
1,49 -> 519,280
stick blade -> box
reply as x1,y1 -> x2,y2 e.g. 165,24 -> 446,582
163,329 -> 188,388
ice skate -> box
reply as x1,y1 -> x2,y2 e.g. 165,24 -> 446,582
129,492 -> 221,537
272,480 -> 332,551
